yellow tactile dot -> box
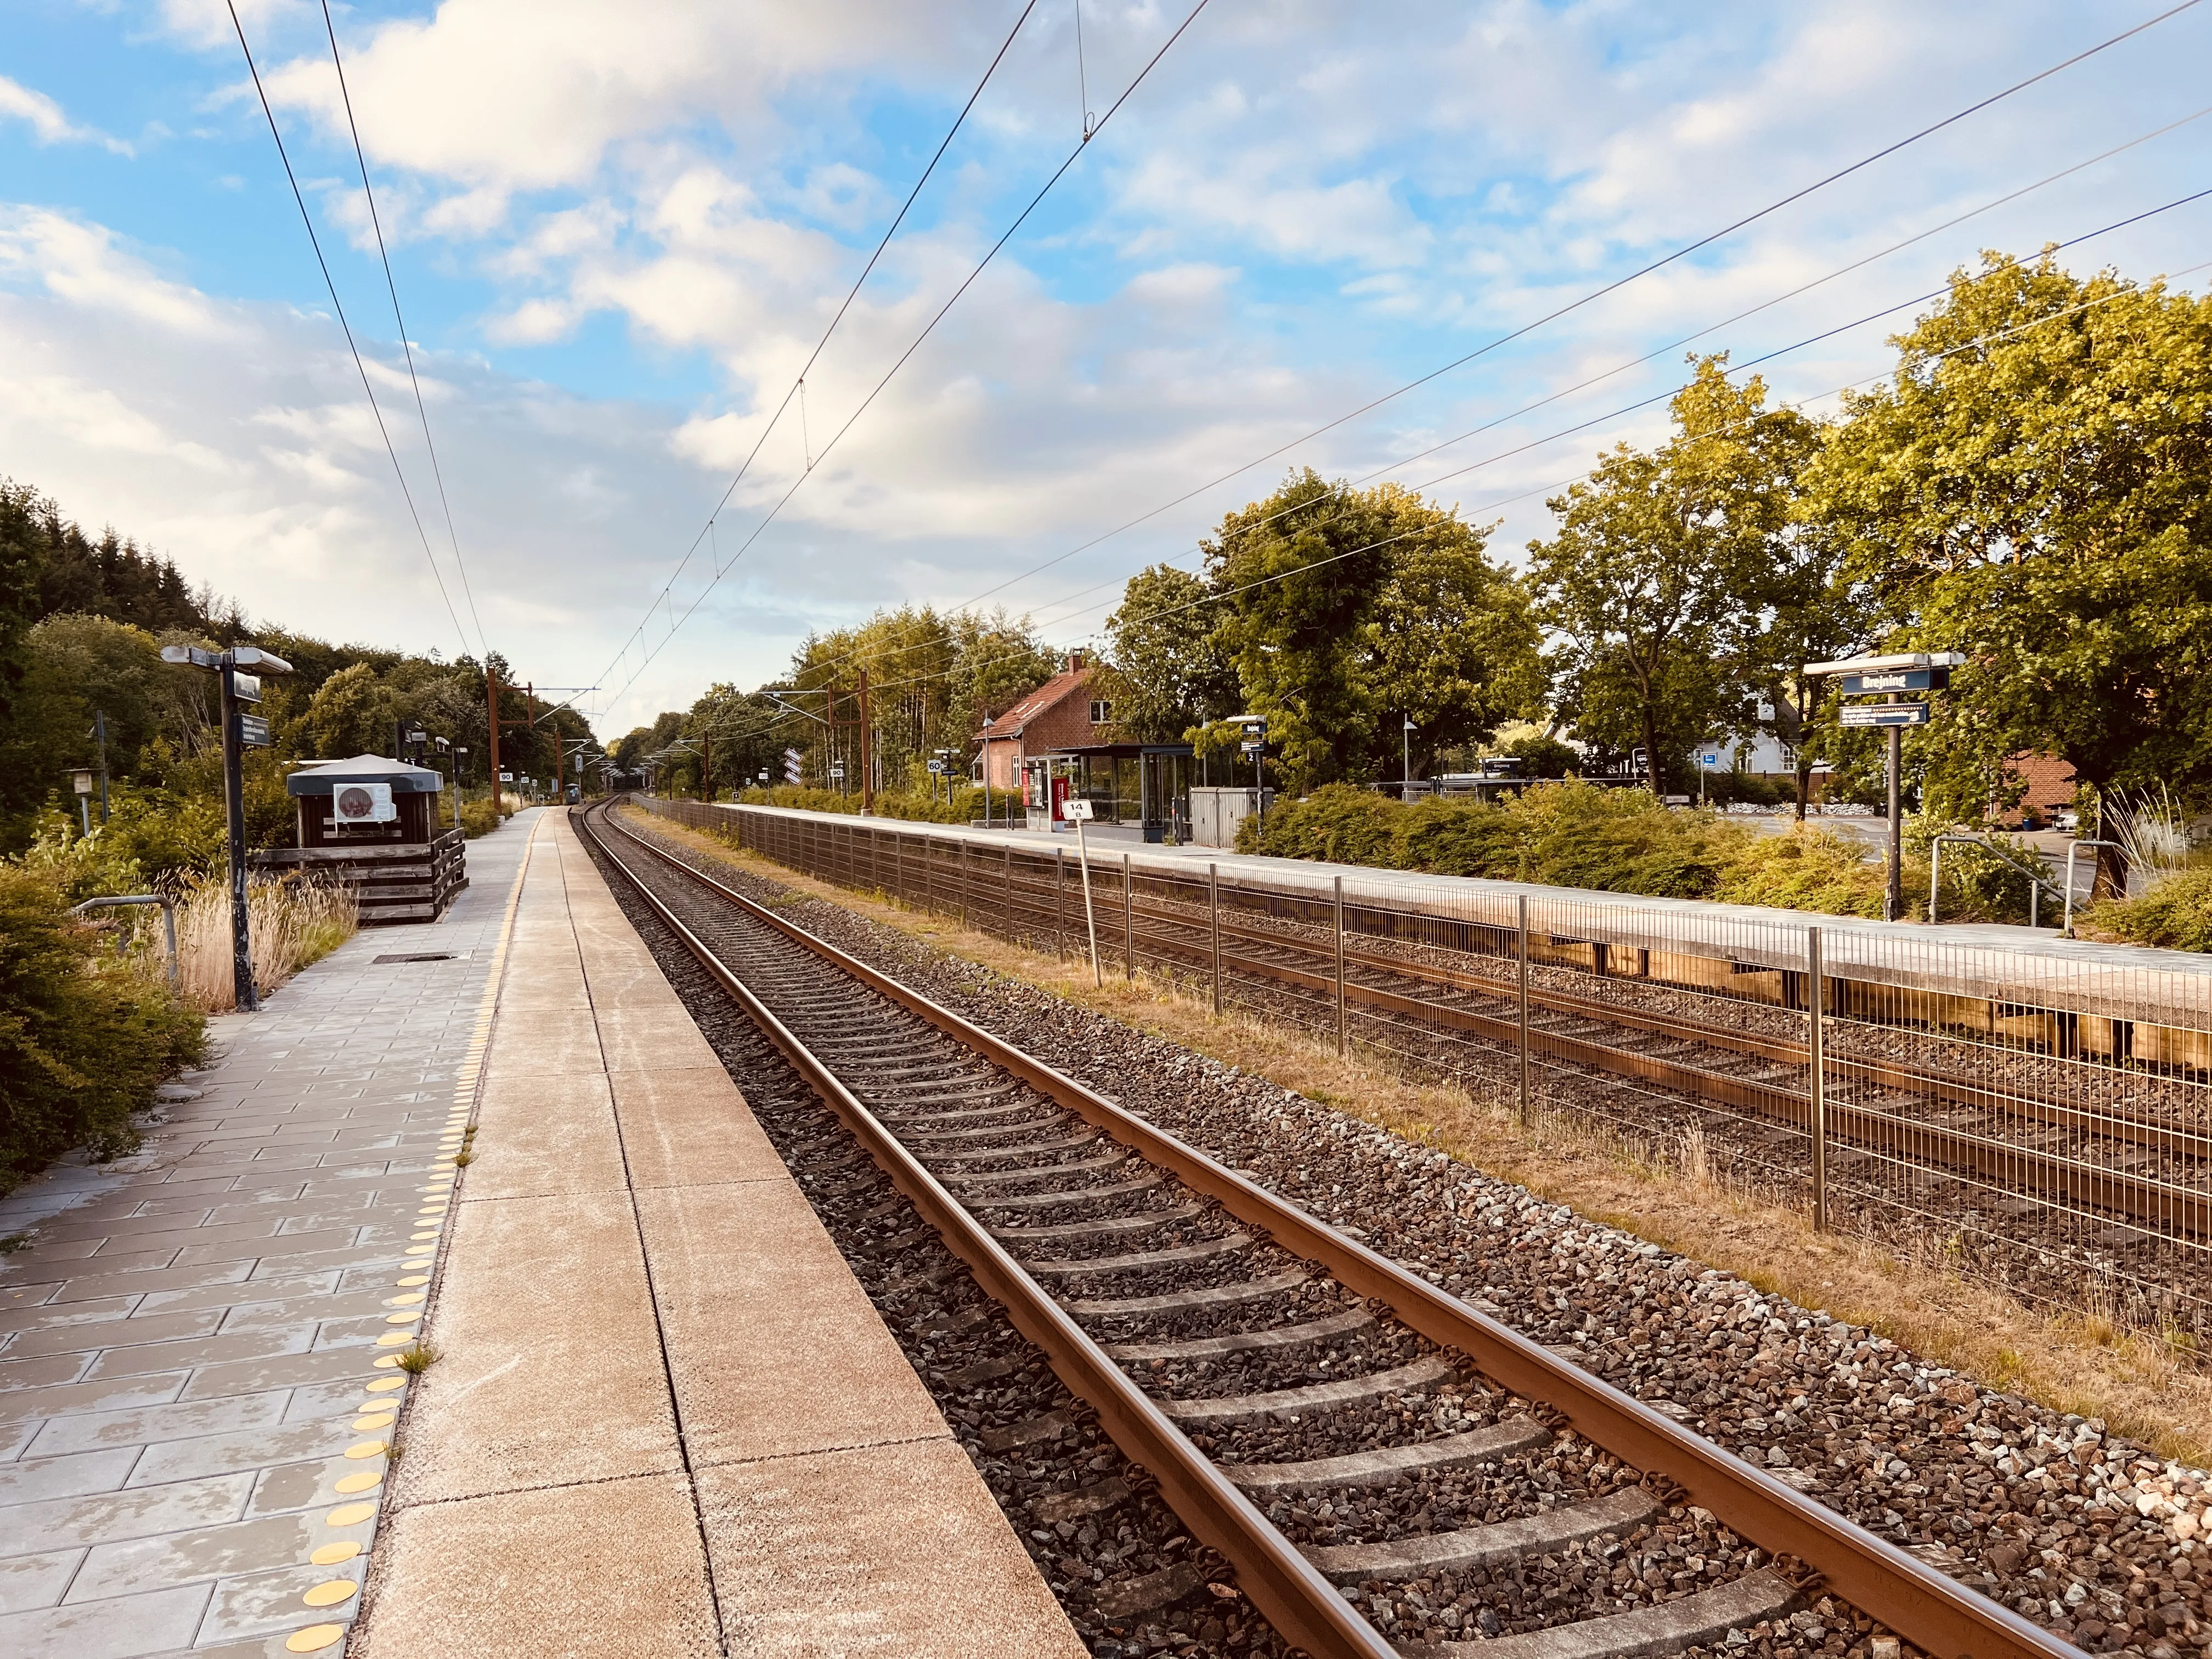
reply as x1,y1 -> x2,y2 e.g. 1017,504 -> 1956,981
353,1412 -> 397,1431
325,1502 -> 377,1525
386,1293 -> 425,1306
405,1243 -> 436,1254
302,1579 -> 357,1609
384,1312 -> 419,1326
397,1274 -> 430,1286
375,1332 -> 413,1347
371,1353 -> 403,1369
410,1233 -> 439,1242
364,1376 -> 406,1393
311,1541 -> 361,1566
334,1470 -> 381,1494
286,1625 -> 345,1654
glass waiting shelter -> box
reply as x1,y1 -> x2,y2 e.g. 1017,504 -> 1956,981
1020,743 -> 1194,841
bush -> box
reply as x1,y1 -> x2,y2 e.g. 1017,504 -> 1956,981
460,798 -> 506,838
2080,863 -> 2212,952
733,782 -> 988,824
0,864 -> 204,1192
1241,780 -> 1911,913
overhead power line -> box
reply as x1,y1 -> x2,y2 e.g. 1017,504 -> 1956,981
223,0 -> 472,658
600,0 -> 1047,694
319,0 -> 489,663
956,0 -> 2209,612
602,0 -> 1216,707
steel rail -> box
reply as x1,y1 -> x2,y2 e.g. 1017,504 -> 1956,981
574,803 -> 1396,1659
596,800 -> 2079,1659
1097,884 -> 2212,1237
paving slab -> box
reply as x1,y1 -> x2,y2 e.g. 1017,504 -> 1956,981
0,810 -> 539,1656
354,807 -> 1079,1658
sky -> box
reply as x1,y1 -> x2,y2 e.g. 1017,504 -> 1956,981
4,0 -> 2211,740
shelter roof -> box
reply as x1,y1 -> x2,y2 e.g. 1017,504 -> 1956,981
286,754 -> 444,796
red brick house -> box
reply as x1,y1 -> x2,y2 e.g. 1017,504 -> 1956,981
1999,752 -> 2077,828
975,651 -> 1105,790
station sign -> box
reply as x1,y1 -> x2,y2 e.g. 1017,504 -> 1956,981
1840,702 -> 1931,729
1840,668 -> 1948,695
231,673 -> 262,704
237,713 -> 272,747
1240,741 -> 1265,754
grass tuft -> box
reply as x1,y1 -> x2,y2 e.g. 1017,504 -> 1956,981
395,1342 -> 440,1375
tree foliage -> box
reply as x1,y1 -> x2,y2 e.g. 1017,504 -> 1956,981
1807,252 -> 2212,814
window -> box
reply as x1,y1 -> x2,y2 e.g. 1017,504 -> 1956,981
1089,699 -> 1114,725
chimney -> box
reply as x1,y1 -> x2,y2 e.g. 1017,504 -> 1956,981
1067,650 -> 1086,673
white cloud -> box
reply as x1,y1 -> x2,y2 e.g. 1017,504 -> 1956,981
0,75 -> 132,154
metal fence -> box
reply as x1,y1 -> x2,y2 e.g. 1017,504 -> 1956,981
635,795 -> 2212,1336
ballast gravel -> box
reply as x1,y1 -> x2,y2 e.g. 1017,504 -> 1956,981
613,815 -> 2212,1659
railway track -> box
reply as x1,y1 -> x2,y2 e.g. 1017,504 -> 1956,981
721,806 -> 2212,1247
578,799 -> 2078,1659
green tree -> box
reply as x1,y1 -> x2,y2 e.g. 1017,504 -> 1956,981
1529,357 -> 1805,792
302,663 -> 398,759
1359,494 -> 1543,778
1097,565 -> 1239,744
1807,253 -> 2212,878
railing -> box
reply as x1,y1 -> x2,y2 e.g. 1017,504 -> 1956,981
633,796 -> 2212,1336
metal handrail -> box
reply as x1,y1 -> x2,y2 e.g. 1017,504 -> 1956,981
69,894 -> 179,987
2064,838 -> 2123,938
1928,832 -> 2066,928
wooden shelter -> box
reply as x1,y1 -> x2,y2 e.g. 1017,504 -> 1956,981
249,754 -> 467,924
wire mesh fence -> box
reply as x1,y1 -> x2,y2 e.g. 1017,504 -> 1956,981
634,795 -> 2212,1339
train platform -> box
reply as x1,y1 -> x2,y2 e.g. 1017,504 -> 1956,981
0,805 -> 1080,1658
354,807 -> 1080,1658
0,809 -> 541,1658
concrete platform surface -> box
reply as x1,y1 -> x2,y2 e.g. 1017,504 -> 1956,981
0,809 -> 543,1658
354,808 -> 1083,1658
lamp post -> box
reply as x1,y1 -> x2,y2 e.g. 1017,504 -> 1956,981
160,644 -> 295,1010
1402,716 -> 1415,803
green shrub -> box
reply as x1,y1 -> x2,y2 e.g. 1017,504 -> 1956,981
2080,864 -> 2212,952
733,782 -> 989,825
1242,780 -> 1913,913
0,864 -> 204,1191
459,798 -> 506,838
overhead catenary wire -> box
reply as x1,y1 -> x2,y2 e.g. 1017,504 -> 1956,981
952,0 -> 2210,614
679,242 -> 2212,760
783,162 -> 2212,692
319,0 -> 489,664
224,0 -> 472,658
600,0 -> 1046,696
604,0 -> 1216,708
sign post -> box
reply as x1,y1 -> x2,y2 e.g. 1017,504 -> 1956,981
1066,798 -> 1102,986
162,644 -> 294,1010
1806,651 -> 1963,921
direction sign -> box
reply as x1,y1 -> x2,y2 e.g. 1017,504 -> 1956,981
237,713 -> 271,747
1240,741 -> 1265,754
1840,668 -> 1948,695
231,673 -> 262,704
1839,702 -> 1931,729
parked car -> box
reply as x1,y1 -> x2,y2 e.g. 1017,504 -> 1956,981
2054,808 -> 2080,833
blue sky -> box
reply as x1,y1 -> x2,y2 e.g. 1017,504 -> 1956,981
6,0 -> 2212,736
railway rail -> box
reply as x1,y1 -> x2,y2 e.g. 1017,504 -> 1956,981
646,798 -> 2212,1325
579,798 -> 2079,1659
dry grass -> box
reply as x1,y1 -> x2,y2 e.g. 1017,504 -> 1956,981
628,808 -> 2212,1465
172,873 -> 359,1013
